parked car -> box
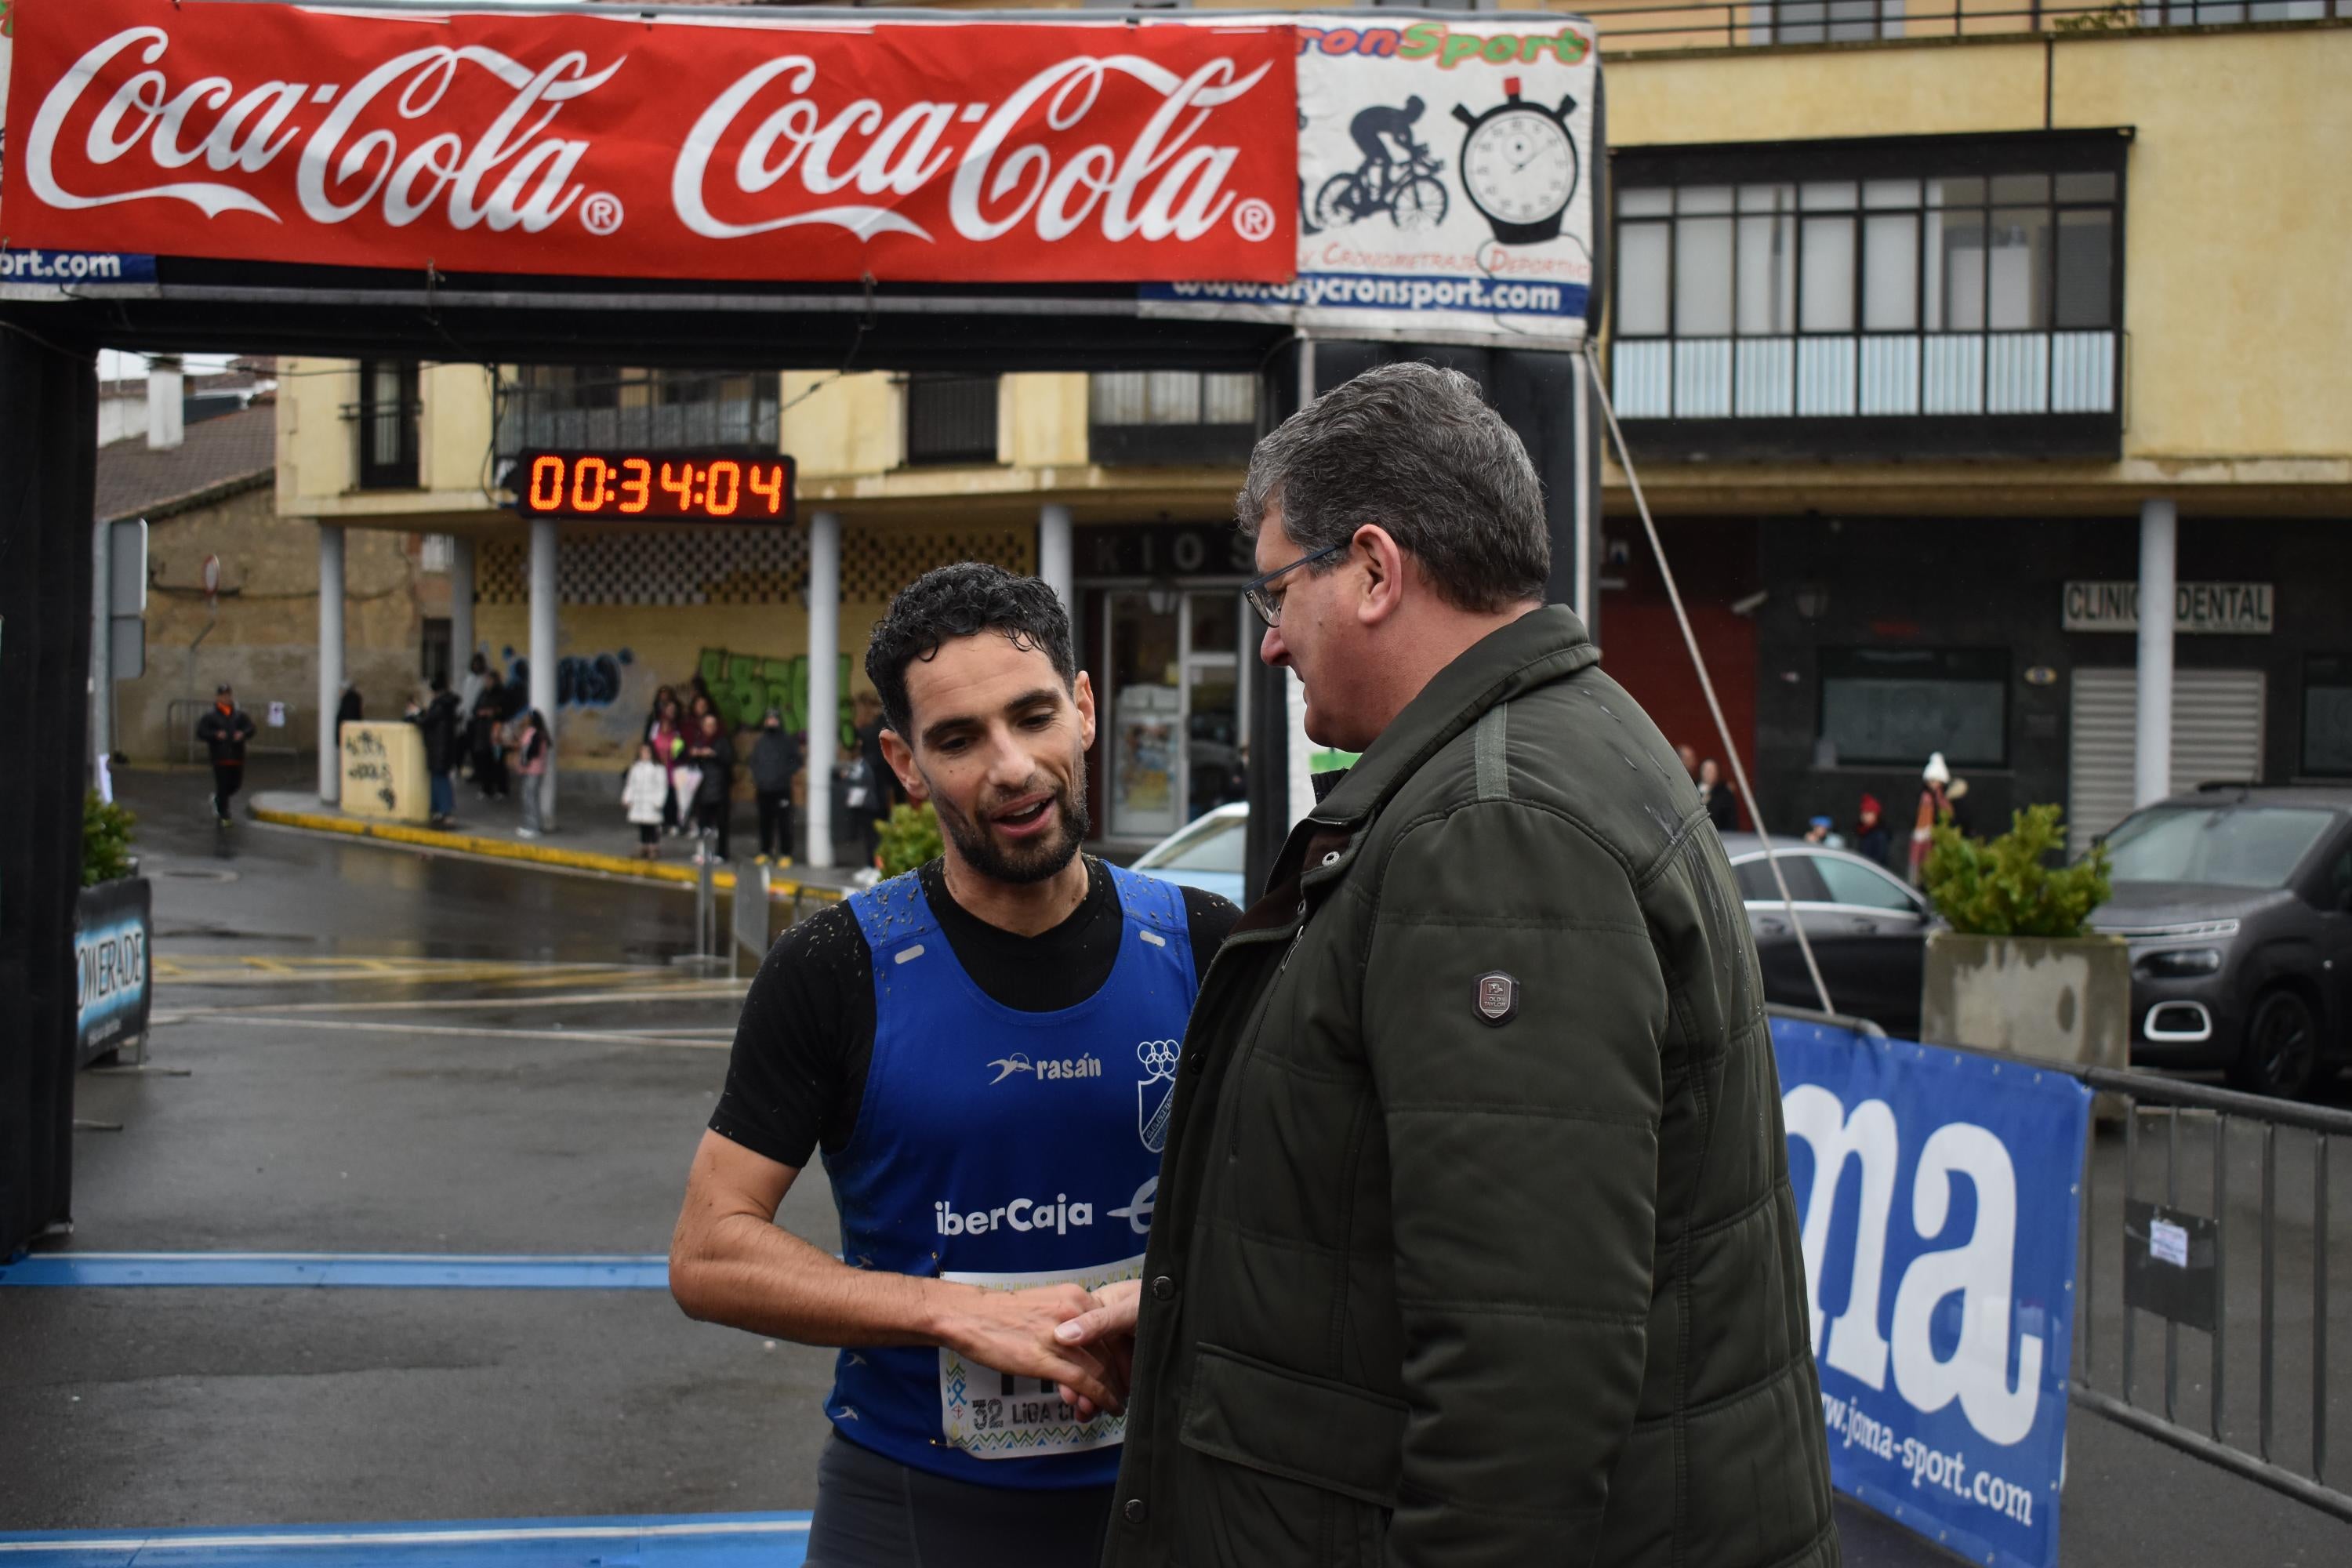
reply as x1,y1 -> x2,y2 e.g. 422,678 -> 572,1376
2089,785 -> 2352,1098
1720,833 -> 1936,1040
1131,800 -> 1249,906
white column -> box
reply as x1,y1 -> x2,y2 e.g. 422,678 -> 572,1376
1283,336 -> 1319,829
529,517 -> 560,830
1038,503 -> 1074,617
805,510 -> 841,870
2136,499 -> 2177,808
318,524 -> 345,804
91,518 -> 112,769
448,535 -> 477,677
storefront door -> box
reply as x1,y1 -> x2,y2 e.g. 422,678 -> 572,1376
1104,590 -> 1247,841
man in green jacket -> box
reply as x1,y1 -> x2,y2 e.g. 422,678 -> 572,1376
1059,363 -> 1836,1567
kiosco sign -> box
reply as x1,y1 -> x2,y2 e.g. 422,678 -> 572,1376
2,4 -> 1295,282
1772,1019 -> 2091,1568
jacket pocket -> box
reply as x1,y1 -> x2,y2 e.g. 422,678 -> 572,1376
1177,1343 -> 1407,1508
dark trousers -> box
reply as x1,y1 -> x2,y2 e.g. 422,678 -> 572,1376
429,771 -> 454,821
694,800 -> 729,861
804,1432 -> 1111,1568
210,764 -> 241,819
755,791 -> 794,859
474,741 -> 507,798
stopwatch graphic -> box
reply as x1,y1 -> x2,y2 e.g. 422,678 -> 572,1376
1452,77 -> 1581,247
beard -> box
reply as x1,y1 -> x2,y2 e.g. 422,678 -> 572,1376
928,764 -> 1093,887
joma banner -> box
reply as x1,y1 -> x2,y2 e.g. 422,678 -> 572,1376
0,3 -> 1294,282
1771,1018 -> 2091,1568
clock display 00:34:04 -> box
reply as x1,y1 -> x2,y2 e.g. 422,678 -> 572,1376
522,454 -> 791,518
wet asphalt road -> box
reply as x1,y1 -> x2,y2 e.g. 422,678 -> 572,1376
2,762 -> 2346,1563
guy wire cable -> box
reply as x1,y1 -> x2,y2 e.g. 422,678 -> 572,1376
1580,344 -> 1838,1021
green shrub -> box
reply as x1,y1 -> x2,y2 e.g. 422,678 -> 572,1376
82,791 -> 138,887
1922,803 -> 2111,938
875,800 -> 943,877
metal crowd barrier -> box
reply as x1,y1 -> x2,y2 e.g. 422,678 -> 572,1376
2071,1067 -> 2349,1523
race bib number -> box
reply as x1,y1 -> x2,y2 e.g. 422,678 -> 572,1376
938,1254 -> 1144,1461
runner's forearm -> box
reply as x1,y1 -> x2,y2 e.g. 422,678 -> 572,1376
670,1209 -> 963,1348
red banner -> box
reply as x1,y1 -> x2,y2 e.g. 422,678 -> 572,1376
1,3 -> 1295,283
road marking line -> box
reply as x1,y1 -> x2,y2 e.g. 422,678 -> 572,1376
0,1252 -> 673,1289
158,985 -> 745,1018
218,1015 -> 729,1049
0,1516 -> 811,1552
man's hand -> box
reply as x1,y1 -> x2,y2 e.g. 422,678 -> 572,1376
934,1283 -> 1127,1415
1051,1278 -> 1141,1419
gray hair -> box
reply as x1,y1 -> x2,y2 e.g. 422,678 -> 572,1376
1236,361 -> 1548,613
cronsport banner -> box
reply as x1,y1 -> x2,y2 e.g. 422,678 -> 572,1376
1771,1018 -> 2092,1568
1141,16 -> 1601,346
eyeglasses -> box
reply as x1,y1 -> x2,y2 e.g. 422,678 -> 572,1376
1241,541 -> 1346,627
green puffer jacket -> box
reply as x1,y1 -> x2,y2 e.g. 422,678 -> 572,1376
1104,607 -> 1836,1568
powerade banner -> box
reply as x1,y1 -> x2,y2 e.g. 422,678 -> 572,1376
1141,16 -> 1599,347
1771,1018 -> 2091,1568
74,876 -> 151,1068
0,3 -> 1295,283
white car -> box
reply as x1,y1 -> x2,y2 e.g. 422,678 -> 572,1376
1131,801 -> 1249,906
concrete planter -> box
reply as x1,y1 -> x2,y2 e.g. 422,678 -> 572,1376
1920,931 -> 2131,1073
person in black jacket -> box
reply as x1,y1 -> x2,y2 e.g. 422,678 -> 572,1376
194,684 -> 259,826
470,670 -> 512,800
685,711 -> 736,863
747,708 -> 802,865
410,675 -> 465,828
1698,756 -> 1739,832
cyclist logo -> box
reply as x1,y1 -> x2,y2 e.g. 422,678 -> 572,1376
1136,1039 -> 1180,1154
1313,96 -> 1450,234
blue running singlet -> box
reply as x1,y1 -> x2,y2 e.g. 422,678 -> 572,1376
824,862 -> 1196,1489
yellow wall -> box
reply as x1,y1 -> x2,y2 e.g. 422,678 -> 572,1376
1608,29 -> 2352,470
276,358 -> 505,525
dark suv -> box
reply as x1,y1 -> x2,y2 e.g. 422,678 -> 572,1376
2089,785 -> 2352,1098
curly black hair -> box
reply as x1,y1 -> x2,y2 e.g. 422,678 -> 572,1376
864,563 -> 1076,739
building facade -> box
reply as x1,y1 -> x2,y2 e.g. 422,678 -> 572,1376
267,6 -> 2352,865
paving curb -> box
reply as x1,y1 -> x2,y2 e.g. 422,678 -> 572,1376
248,805 -> 844,904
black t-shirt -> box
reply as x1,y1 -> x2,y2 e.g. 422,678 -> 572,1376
711,857 -> 1241,1170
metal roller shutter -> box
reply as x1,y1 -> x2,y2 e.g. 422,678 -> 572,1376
2067,668 -> 2267,857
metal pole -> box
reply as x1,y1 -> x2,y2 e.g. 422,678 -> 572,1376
1571,363 -> 1595,631
528,517 -> 559,831
2165,1105 -> 2180,1423
2212,1112 -> 2228,1443
2260,1120 -> 2277,1461
805,510 -> 840,870
318,525 -> 345,804
1038,503 -> 1074,621
2315,1133 -> 2331,1483
2136,499 -> 2177,808
2124,1105 -> 2140,1405
1284,337 -> 1318,833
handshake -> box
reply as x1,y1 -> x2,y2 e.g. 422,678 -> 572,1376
935,1276 -> 1144,1420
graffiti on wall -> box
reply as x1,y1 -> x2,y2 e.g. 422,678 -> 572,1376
503,649 -> 633,710
699,648 -> 857,748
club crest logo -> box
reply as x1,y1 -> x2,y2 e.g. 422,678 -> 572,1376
1474,971 -> 1519,1026
1136,1039 -> 1180,1154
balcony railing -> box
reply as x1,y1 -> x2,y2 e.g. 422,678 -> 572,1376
903,375 -> 1001,466
1565,0 -> 2343,52
493,369 -> 776,459
1613,329 -> 2117,418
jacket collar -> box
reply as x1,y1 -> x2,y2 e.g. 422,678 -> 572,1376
1255,606 -> 1598,898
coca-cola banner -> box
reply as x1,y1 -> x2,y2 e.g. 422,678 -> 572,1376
1,2 -> 1295,282
1143,17 -> 1601,347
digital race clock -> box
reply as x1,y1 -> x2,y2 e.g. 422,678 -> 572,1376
515,451 -> 797,523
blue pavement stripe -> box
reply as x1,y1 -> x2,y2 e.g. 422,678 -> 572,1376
0,1515 -> 809,1568
0,1253 -> 671,1289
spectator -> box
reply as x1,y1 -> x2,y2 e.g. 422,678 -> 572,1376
1802,815 -> 1847,850
1945,775 -> 1976,838
686,711 -> 735,864
649,694 -> 687,837
411,674 -> 465,829
1675,742 -> 1700,783
458,653 -> 488,727
194,683 -> 259,826
621,742 -> 670,862
748,708 -> 802,866
336,683 -> 364,732
1697,757 -> 1737,831
1856,793 -> 1891,868
1909,751 -> 1951,886
512,710 -> 550,838
470,671 -> 511,800
852,689 -> 905,868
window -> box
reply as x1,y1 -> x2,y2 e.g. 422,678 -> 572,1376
1763,0 -> 1905,44
2304,655 -> 2352,777
419,618 -> 452,684
1091,372 -> 1259,466
1813,855 -> 1922,913
2106,805 -> 2338,891
495,366 -> 777,457
1818,648 -> 2008,768
1610,132 -> 2127,457
1734,855 -> 1831,904
354,359 -> 419,488
903,375 -> 1000,466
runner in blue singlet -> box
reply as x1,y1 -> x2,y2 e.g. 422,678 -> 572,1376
671,564 -> 1238,1566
